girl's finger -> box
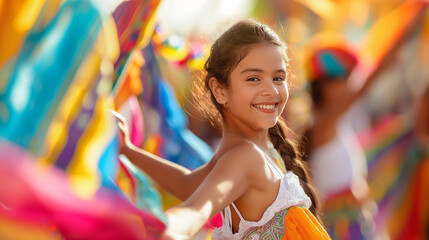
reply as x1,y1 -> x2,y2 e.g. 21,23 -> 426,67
109,109 -> 126,123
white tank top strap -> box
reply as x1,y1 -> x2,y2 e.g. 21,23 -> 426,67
265,154 -> 284,178
230,202 -> 245,221
222,205 -> 233,229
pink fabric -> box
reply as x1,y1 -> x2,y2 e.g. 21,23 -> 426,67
129,96 -> 144,147
205,213 -> 223,229
0,141 -> 165,239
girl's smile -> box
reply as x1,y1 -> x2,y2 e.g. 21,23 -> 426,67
252,102 -> 279,113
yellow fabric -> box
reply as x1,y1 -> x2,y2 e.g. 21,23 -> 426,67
114,51 -> 144,109
360,1 -> 428,67
0,216 -> 61,240
67,95 -> 116,199
293,0 -> 340,21
0,0 -> 60,68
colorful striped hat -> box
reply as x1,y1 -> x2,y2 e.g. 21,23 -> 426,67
304,33 -> 358,82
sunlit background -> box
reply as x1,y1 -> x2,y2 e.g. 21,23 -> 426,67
0,0 -> 428,239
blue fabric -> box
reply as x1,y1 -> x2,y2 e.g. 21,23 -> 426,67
0,0 -> 103,153
141,43 -> 213,170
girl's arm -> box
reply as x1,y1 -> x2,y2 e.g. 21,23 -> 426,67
122,143 -> 215,201
162,143 -> 260,239
112,110 -> 215,201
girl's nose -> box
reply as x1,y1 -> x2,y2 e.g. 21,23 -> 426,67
262,81 -> 278,96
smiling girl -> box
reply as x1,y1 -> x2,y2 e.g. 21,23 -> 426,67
114,19 -> 330,239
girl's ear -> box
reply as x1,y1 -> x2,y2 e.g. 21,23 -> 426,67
209,77 -> 227,104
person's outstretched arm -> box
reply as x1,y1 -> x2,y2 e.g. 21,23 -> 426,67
161,143 -> 261,239
327,5 -> 427,122
112,110 -> 215,201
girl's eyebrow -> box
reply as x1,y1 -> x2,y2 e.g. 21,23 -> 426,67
240,68 -> 286,74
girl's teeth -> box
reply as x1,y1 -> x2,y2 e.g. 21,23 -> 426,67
255,104 -> 274,109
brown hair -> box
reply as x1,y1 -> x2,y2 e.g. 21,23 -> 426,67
192,19 -> 321,219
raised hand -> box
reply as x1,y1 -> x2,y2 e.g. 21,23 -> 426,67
110,109 -> 132,153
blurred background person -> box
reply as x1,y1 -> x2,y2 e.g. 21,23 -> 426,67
297,2 -> 428,239
301,36 -> 379,239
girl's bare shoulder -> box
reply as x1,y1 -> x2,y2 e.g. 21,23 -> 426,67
215,141 -> 267,174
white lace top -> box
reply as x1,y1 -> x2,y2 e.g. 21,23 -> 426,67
211,144 -> 312,240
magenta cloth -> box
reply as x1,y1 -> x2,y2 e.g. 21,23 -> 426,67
129,96 -> 145,147
0,141 -> 165,240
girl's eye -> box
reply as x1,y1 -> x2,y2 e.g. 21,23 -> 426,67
273,77 -> 284,81
247,77 -> 259,82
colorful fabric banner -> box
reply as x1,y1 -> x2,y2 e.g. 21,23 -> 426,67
359,114 -> 429,239
0,0 -> 166,238
140,43 -> 213,170
0,140 -> 165,240
359,1 -> 428,69
112,0 -> 161,90
0,0 -> 61,68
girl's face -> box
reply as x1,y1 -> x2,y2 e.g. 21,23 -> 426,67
225,43 -> 289,130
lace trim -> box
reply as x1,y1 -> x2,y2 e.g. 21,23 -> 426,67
211,172 -> 312,240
